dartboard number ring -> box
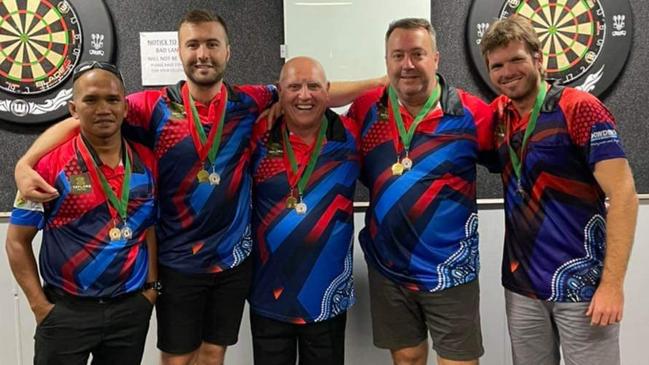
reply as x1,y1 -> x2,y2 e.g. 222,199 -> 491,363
0,0 -> 116,124
466,0 -> 633,97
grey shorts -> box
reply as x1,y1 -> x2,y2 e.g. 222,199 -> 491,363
367,267 -> 483,361
505,289 -> 620,365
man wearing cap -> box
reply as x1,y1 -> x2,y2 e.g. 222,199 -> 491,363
5,62 -> 158,364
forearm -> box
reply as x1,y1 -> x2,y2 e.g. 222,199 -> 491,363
17,117 -> 80,167
329,76 -> 387,107
6,237 -> 49,310
145,227 -> 158,282
600,188 -> 638,287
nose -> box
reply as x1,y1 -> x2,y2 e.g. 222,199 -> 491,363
298,85 -> 310,99
95,99 -> 112,114
196,44 -> 208,61
403,55 -> 415,69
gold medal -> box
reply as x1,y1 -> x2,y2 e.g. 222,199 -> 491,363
121,225 -> 133,240
295,202 -> 307,215
286,196 -> 298,209
109,227 -> 122,241
196,169 -> 209,183
208,172 -> 221,185
391,162 -> 404,176
401,157 -> 413,170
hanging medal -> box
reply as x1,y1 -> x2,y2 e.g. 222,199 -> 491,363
505,82 -> 547,198
77,137 -> 133,241
387,78 -> 441,175
282,116 -> 328,215
184,84 -> 228,186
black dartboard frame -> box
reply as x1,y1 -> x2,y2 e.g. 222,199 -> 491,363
466,0 -> 633,97
0,0 -> 115,124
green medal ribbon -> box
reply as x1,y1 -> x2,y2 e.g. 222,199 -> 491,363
81,138 -> 131,222
187,86 -> 228,165
282,116 -> 328,196
507,82 -> 547,183
387,79 -> 441,153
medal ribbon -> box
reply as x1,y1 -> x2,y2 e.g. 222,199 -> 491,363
77,137 -> 132,222
387,78 -> 441,154
281,116 -> 328,196
184,83 -> 228,165
506,82 -> 547,182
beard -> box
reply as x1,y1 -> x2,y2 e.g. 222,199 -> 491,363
185,64 -> 226,87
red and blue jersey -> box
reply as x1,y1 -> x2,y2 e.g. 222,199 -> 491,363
10,135 -> 156,298
249,110 -> 360,323
348,75 -> 496,292
491,85 -> 626,302
123,81 -> 276,274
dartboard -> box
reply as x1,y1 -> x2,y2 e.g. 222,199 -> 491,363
0,0 -> 115,124
466,0 -> 633,97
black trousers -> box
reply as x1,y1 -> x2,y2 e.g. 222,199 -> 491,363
250,310 -> 347,365
34,287 -> 154,365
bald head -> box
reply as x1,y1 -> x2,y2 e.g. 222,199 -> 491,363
278,57 -> 330,134
279,57 -> 328,85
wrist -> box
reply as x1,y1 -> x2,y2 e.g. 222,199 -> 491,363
143,280 -> 162,295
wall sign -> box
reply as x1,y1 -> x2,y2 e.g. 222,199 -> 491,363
0,0 -> 116,124
466,0 -> 633,96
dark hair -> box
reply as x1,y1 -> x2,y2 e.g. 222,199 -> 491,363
480,15 -> 542,71
385,18 -> 437,51
178,9 -> 230,44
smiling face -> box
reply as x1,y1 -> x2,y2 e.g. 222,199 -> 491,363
486,40 -> 543,106
385,27 -> 439,105
69,69 -> 127,140
279,57 -> 330,132
178,20 -> 230,88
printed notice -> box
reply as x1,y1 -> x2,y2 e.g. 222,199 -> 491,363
139,32 -> 185,86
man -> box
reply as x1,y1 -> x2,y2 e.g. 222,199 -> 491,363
347,18 -> 496,365
480,15 -> 638,365
14,9 -> 382,365
5,62 -> 158,364
248,56 -> 359,364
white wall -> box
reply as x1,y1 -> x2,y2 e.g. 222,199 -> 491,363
1,202 -> 647,364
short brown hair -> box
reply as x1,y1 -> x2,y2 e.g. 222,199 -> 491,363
385,18 -> 437,51
480,15 -> 542,69
178,9 -> 230,44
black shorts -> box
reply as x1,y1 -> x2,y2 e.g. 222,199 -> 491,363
35,286 -> 153,365
250,310 -> 346,365
368,267 -> 484,361
156,257 -> 253,354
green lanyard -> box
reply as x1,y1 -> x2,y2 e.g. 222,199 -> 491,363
82,138 -> 131,222
507,82 -> 547,184
388,80 -> 441,153
187,86 -> 228,165
282,116 -> 328,196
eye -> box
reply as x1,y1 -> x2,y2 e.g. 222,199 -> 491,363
207,41 -> 220,48
307,83 -> 321,91
288,84 -> 301,92
391,52 -> 404,60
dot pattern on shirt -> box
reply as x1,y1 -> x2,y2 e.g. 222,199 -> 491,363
156,119 -> 190,159
51,161 -> 97,227
255,136 -> 285,184
361,120 -> 392,155
568,100 -> 614,146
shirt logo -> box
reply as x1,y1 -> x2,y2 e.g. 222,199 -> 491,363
69,174 -> 92,194
590,129 -> 619,145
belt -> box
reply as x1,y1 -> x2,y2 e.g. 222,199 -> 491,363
44,285 -> 141,305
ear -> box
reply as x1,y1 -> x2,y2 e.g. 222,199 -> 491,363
68,100 -> 78,119
226,44 -> 231,62
122,98 -> 129,119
